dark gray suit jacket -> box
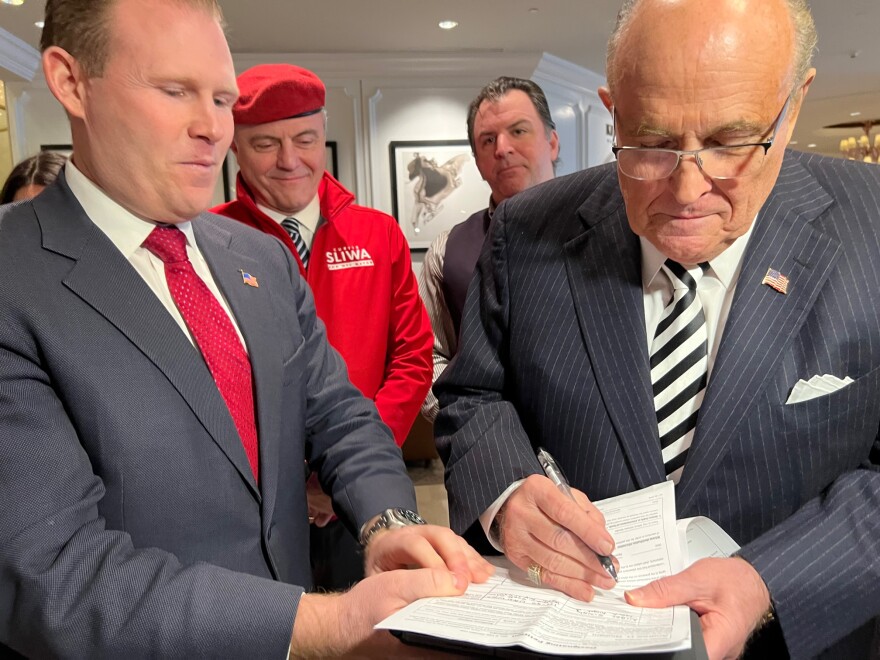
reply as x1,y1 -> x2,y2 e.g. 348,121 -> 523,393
436,151 -> 880,659
0,175 -> 416,658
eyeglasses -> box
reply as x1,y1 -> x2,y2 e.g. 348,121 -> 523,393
610,95 -> 792,181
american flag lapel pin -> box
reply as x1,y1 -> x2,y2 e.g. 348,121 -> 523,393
239,270 -> 259,288
761,267 -> 789,294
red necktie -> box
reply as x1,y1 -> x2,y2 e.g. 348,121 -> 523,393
143,225 -> 259,481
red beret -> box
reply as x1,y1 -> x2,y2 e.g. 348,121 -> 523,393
233,64 -> 326,125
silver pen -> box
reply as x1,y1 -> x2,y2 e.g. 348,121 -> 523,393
536,447 -> 618,582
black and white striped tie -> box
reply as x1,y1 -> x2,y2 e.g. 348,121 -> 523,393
651,260 -> 709,484
281,217 -> 310,268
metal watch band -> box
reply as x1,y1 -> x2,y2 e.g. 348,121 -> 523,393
358,507 -> 426,546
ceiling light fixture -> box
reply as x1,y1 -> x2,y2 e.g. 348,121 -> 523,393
807,143 -> 817,148
35,20 -> 44,28
438,20 -> 458,30
1,0 -> 25,6
827,118 -> 880,164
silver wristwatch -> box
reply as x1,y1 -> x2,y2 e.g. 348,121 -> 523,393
358,507 -> 427,546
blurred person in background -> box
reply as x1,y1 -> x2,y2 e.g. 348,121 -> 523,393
0,150 -> 67,204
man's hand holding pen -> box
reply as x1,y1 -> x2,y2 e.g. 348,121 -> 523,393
494,473 -> 619,602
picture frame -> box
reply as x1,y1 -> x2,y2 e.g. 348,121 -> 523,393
389,140 -> 490,251
325,140 -> 339,180
221,140 -> 340,203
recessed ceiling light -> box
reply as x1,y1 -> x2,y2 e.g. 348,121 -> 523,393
1,0 -> 25,6
35,20 -> 45,28
807,143 -> 817,148
438,20 -> 458,30
789,141 -> 798,145
850,111 -> 862,117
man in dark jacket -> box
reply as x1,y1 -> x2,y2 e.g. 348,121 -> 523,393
418,77 -> 559,421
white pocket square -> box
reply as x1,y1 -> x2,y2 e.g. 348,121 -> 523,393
786,374 -> 854,404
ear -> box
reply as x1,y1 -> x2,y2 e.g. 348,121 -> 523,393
42,46 -> 88,120
784,67 -> 817,142
598,86 -> 614,114
549,129 -> 560,161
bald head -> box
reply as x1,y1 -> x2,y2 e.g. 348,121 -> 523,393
605,0 -> 816,97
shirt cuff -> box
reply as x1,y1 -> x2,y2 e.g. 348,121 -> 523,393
478,479 -> 525,552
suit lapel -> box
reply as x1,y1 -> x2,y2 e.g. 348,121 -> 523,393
677,155 -> 839,511
565,190 -> 666,488
194,218 -> 283,526
35,177 -> 262,500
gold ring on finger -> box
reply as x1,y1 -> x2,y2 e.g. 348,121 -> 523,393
527,563 -> 543,586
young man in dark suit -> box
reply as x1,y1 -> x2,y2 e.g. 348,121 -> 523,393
0,0 -> 490,657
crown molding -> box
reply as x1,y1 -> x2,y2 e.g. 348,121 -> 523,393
232,51 -> 543,82
533,52 -> 606,95
0,27 -> 40,82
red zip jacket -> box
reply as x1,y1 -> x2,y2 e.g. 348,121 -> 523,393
212,172 -> 432,446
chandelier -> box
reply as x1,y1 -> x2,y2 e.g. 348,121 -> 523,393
831,119 -> 880,164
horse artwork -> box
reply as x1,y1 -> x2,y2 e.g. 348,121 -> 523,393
405,152 -> 471,233
389,140 -> 492,249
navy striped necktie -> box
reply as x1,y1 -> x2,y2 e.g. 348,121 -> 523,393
280,217 -> 310,268
650,260 -> 709,484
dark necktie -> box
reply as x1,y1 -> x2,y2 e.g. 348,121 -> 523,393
280,217 -> 310,268
142,225 -> 259,480
650,260 -> 709,484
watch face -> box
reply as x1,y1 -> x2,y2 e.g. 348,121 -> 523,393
391,508 -> 427,526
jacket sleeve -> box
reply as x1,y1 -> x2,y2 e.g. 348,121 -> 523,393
433,207 -> 541,537
371,222 -> 434,446
737,426 -> 880,659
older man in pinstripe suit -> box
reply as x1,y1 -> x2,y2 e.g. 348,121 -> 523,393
436,0 -> 880,658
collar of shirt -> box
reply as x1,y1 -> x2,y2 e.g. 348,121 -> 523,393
640,218 -> 757,293
258,193 -> 321,237
65,159 -> 199,257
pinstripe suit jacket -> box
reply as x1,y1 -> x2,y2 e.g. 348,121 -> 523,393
436,151 -> 880,659
0,175 -> 416,658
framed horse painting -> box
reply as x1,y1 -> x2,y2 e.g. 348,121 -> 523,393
389,140 -> 491,250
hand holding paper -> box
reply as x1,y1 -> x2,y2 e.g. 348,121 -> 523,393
364,523 -> 494,582
626,556 -> 771,660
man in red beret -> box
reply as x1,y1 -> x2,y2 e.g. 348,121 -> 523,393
213,63 -> 433,591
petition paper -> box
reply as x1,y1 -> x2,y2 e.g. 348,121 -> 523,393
376,481 -> 691,655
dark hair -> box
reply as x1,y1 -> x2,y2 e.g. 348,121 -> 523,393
1,151 -> 68,204
41,0 -> 224,77
466,77 -> 557,155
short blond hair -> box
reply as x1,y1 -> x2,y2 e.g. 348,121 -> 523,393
40,0 -> 224,77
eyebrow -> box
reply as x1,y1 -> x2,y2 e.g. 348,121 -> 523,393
478,119 -> 534,140
248,128 -> 320,142
634,119 -> 767,139
508,119 -> 533,130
